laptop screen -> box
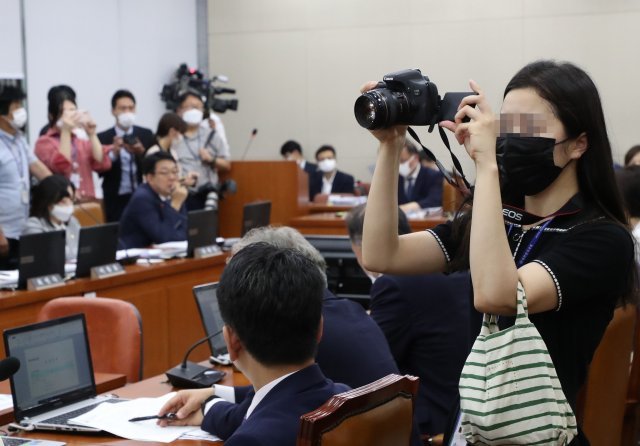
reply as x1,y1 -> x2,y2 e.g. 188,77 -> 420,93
241,201 -> 271,236
193,283 -> 227,357
187,209 -> 218,257
4,315 -> 96,417
76,223 -> 119,277
18,231 -> 65,289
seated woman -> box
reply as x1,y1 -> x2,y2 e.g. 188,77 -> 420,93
34,94 -> 111,200
23,175 -> 80,261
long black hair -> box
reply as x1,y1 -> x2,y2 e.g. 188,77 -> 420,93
450,60 -> 637,304
30,175 -> 74,226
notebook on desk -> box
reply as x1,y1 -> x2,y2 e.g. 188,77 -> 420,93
3,314 -> 124,432
193,282 -> 230,365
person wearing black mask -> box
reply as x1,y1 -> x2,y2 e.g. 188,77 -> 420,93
360,60 -> 636,445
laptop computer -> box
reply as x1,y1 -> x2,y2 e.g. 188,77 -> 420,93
75,223 -> 119,278
241,201 -> 271,236
187,209 -> 218,257
18,231 -> 66,289
4,314 -> 123,432
193,283 -> 230,365
0,436 -> 65,445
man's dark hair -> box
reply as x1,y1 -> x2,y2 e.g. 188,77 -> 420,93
156,112 -> 187,137
403,139 -> 419,156
217,242 -> 325,366
345,203 -> 411,245
30,175 -> 73,225
625,145 -> 640,167
142,151 -> 176,175
617,166 -> 640,218
176,91 -> 204,111
315,144 -> 336,160
111,89 -> 136,109
280,140 -> 302,157
0,86 -> 26,116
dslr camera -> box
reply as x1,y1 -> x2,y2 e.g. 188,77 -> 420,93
354,68 -> 471,130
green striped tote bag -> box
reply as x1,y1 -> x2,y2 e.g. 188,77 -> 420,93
458,282 -> 578,445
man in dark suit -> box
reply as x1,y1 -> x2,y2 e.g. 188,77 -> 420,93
346,204 -> 471,439
97,90 -> 155,222
158,243 -> 349,446
119,152 -> 188,248
398,140 -> 443,213
309,145 -> 355,201
280,140 -> 317,201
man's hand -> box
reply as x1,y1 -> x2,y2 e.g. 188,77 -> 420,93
0,230 -> 9,257
157,388 -> 213,427
111,136 -> 123,157
199,148 -> 214,164
180,171 -> 198,188
171,184 -> 189,211
124,140 -> 145,156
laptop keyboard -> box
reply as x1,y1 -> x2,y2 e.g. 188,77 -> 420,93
40,398 -> 122,426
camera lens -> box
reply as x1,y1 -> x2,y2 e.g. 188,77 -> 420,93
354,89 -> 410,130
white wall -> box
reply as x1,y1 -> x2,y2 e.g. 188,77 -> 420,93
0,0 -> 24,79
22,0 -> 199,144
208,0 -> 640,182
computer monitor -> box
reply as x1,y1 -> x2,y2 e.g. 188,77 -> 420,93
192,282 -> 227,357
241,201 -> 271,236
18,231 -> 65,289
75,223 -> 119,278
304,235 -> 372,308
187,209 -> 218,257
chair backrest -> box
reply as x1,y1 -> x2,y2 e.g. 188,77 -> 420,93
73,201 -> 105,227
297,374 -> 419,446
579,305 -> 636,446
37,297 -> 143,383
622,305 -> 640,446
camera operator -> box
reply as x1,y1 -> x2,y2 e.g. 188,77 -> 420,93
172,91 -> 230,210
97,90 -> 155,222
358,61 -> 636,445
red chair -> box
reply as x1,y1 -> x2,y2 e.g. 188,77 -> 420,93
37,297 -> 143,383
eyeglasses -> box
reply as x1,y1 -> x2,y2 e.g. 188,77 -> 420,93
154,170 -> 179,177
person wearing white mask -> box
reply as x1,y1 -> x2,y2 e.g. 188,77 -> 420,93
173,91 -> 231,210
397,139 -> 443,213
309,145 -> 355,202
23,175 -> 80,262
35,95 -> 111,201
97,90 -> 155,222
0,86 -> 51,269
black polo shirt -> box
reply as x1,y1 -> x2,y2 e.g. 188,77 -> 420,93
428,195 -> 634,417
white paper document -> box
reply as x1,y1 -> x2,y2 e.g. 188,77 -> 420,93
0,394 -> 13,411
68,392 -> 220,443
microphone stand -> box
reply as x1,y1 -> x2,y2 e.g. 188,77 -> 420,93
165,330 -> 226,388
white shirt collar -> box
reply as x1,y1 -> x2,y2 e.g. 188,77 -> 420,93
115,125 -> 133,137
321,171 -> 337,195
244,370 -> 299,419
407,164 -> 420,182
299,159 -> 306,170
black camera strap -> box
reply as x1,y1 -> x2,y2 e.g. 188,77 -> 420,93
406,126 -> 471,195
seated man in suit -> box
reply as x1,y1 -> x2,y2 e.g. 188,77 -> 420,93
119,152 -> 188,248
398,139 -> 443,213
158,243 -> 350,446
280,140 -> 317,201
98,89 -> 156,222
346,204 -> 471,439
309,145 -> 355,202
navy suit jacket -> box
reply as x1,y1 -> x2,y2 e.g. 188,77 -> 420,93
202,364 -> 349,446
398,166 -> 443,208
98,125 -> 155,221
118,183 -> 187,248
309,170 -> 355,200
202,289 -> 404,441
370,272 -> 471,436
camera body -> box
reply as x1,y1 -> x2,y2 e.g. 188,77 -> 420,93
161,63 -> 239,114
354,68 -> 470,130
122,134 -> 139,146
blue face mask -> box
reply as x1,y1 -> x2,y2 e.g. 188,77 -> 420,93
496,135 -> 569,196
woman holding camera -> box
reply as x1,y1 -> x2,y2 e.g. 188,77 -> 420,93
35,94 -> 111,200
361,60 -> 636,445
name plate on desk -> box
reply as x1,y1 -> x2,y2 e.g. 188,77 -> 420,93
27,274 -> 64,291
91,262 -> 126,279
194,245 -> 221,259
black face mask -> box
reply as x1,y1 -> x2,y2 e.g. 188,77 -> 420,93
496,135 -> 569,196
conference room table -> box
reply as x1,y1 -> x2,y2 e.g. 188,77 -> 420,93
2,364 -> 248,445
290,211 -> 448,235
0,254 -> 229,378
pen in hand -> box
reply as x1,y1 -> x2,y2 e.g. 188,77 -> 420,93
128,412 -> 177,422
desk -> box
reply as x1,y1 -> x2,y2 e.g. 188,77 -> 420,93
0,254 -> 228,378
290,212 -> 448,236
0,372 -> 127,425
7,365 -> 248,445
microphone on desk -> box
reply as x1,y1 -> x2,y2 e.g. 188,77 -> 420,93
239,128 -> 258,161
0,356 -> 20,381
165,330 -> 226,388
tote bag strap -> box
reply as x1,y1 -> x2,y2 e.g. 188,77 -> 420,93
480,281 -> 530,334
